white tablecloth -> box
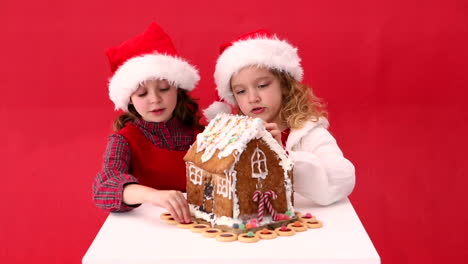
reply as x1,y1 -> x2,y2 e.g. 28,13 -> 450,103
83,194 -> 380,264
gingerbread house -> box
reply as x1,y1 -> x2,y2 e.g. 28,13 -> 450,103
184,113 -> 295,231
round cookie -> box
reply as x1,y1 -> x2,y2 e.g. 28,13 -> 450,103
216,232 -> 238,242
256,228 -> 278,239
160,212 -> 172,220
165,217 -> 178,225
306,220 -> 323,229
238,233 -> 260,243
288,221 -> 308,232
202,228 -> 222,238
177,221 -> 197,229
190,224 -> 210,233
275,226 -> 296,236
299,213 -> 317,223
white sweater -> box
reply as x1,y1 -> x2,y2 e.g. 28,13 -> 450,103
286,118 -> 356,206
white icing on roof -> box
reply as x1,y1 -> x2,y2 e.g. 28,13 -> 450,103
196,113 -> 293,172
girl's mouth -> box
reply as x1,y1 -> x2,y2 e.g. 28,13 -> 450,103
251,107 -> 265,114
151,109 -> 165,115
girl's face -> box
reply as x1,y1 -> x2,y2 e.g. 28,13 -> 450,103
130,79 -> 178,123
231,66 -> 283,124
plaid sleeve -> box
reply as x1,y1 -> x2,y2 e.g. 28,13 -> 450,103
92,134 -> 140,212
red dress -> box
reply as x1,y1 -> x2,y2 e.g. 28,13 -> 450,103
117,124 -> 187,192
93,118 -> 199,212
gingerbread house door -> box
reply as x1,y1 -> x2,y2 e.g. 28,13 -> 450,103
201,180 -> 214,213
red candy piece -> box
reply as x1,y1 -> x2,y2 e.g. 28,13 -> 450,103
305,213 -> 312,218
261,228 -> 271,234
293,221 -> 302,227
280,226 -> 288,231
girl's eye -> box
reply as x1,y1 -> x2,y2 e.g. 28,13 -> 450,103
137,92 -> 147,97
258,83 -> 269,88
160,87 -> 170,92
235,89 -> 245,95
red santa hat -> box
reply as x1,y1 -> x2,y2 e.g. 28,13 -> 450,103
205,29 -> 303,119
106,23 -> 200,111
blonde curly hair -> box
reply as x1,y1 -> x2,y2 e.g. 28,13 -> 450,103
271,69 -> 327,129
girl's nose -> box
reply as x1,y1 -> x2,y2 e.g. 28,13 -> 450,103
248,89 -> 261,103
149,91 -> 162,104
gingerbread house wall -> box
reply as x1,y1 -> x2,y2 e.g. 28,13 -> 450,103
186,165 -> 233,217
186,168 -> 210,211
232,139 -> 289,219
186,138 -> 291,222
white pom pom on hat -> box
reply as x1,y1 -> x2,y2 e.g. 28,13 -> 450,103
203,101 -> 232,121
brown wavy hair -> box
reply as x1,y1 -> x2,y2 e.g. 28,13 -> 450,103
271,69 -> 327,129
113,89 -> 202,131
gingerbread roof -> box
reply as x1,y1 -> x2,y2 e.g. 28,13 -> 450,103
184,113 -> 292,173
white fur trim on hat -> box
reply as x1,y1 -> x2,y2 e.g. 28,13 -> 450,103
214,37 -> 303,105
203,101 -> 232,121
109,53 -> 200,111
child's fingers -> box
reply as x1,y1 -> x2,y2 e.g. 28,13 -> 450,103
269,129 -> 281,138
180,200 -> 191,223
147,190 -> 187,223
173,192 -> 191,223
167,199 -> 184,223
165,203 -> 181,223
263,122 -> 280,131
167,193 -> 190,223
263,123 -> 282,144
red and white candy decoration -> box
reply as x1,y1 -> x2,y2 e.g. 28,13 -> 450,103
252,190 -> 278,223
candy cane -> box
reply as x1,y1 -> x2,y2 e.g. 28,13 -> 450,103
264,190 -> 278,220
253,190 -> 278,222
252,190 -> 265,222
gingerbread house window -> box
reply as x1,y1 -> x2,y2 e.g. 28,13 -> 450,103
251,147 -> 268,179
216,176 -> 229,198
188,163 -> 203,185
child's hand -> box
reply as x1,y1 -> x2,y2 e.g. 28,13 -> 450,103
147,190 -> 191,224
264,122 -> 282,145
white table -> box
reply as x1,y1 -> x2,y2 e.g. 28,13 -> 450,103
83,194 -> 380,264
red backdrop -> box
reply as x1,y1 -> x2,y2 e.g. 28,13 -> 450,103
1,0 -> 467,263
